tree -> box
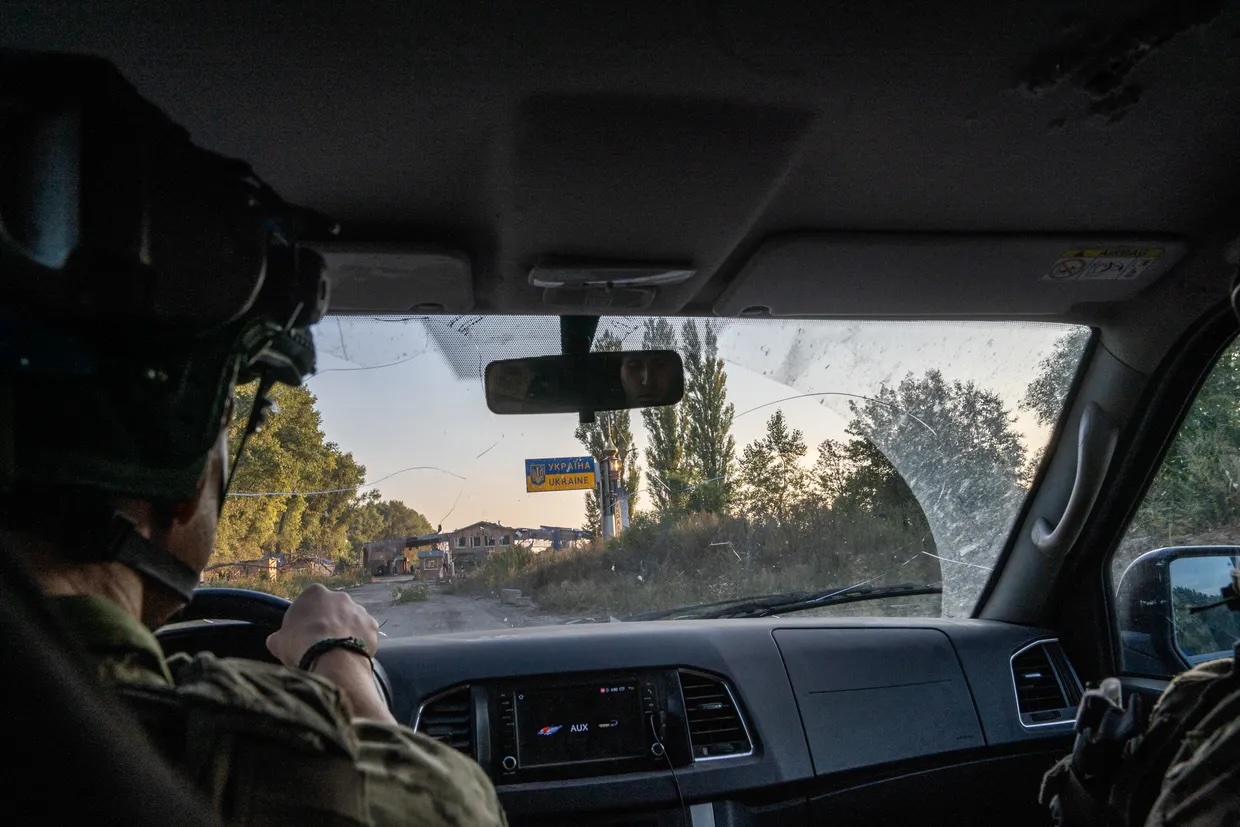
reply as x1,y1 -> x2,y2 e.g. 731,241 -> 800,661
374,500 -> 434,538
816,438 -> 925,524
345,489 -> 386,555
681,319 -> 737,513
576,330 -> 642,529
812,438 -> 851,506
1021,328 -> 1091,426
737,410 -> 808,522
216,383 -> 370,564
640,319 -> 690,515
346,496 -> 435,556
847,370 -> 1026,615
296,441 -> 368,558
582,490 -> 602,538
1128,344 -> 1240,542
216,382 -> 432,569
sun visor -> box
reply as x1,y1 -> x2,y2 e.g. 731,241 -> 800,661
306,243 -> 474,314
714,235 -> 1188,318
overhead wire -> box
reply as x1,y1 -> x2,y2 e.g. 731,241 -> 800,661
226,464 -> 466,498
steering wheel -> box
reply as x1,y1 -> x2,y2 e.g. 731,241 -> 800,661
157,587 -> 393,709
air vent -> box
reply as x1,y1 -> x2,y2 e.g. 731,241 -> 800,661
678,670 -> 753,760
414,686 -> 474,755
1011,640 -> 1083,728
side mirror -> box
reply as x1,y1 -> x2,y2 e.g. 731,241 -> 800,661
484,350 -> 684,415
1116,546 -> 1240,675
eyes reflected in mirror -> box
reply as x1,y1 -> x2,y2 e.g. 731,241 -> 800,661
485,350 -> 684,415
1169,555 -> 1240,662
620,352 -> 679,407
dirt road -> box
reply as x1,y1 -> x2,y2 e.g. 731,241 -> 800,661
347,579 -> 569,637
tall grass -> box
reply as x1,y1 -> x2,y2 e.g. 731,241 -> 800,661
454,508 -> 941,618
205,570 -> 370,600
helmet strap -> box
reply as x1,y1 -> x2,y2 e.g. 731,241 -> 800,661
103,511 -> 200,603
8,499 -> 203,605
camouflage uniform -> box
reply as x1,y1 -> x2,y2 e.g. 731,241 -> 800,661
46,595 -> 508,827
1043,646 -> 1240,826
1118,652 -> 1240,825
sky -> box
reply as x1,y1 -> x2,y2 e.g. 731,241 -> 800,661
1170,556 -> 1239,596
300,316 -> 1082,533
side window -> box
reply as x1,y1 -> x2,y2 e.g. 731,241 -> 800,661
1113,339 -> 1240,676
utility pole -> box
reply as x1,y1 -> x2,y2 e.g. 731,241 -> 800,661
600,444 -> 618,539
614,457 -> 630,533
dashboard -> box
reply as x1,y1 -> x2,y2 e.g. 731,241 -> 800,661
376,616 -> 1085,827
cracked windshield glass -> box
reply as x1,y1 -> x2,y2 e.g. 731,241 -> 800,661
215,317 -> 1088,631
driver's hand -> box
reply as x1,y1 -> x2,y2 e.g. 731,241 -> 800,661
266,583 -> 380,668
267,584 -> 394,723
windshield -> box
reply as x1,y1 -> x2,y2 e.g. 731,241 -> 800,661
215,317 -> 1088,628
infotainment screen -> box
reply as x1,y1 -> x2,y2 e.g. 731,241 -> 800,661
514,681 -> 649,767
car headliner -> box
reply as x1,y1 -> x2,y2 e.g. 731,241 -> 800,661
9,1 -> 1240,367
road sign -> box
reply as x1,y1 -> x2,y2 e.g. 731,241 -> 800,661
526,456 -> 597,493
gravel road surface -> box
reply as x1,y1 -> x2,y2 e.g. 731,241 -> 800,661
347,579 -> 571,637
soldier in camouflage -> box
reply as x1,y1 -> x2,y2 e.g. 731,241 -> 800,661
0,54 -> 506,826
1040,589 -> 1240,825
1040,279 -> 1240,826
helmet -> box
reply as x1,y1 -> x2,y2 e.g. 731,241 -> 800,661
0,52 -> 332,599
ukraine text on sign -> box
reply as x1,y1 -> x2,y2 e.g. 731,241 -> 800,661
525,456 -> 597,493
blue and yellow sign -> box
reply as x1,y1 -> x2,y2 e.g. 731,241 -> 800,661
525,456 -> 597,493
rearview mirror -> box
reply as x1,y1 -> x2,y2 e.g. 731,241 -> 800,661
1116,546 -> 1240,675
484,350 -> 684,415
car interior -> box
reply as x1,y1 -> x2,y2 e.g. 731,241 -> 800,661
7,2 -> 1240,826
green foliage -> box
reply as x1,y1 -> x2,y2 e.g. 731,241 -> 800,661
582,490 -> 601,538
455,509 -> 939,618
814,438 -> 927,529
681,320 -> 736,513
477,545 -> 535,588
576,330 -> 642,525
518,325 -> 1115,619
502,358 -> 1051,618
641,319 -> 691,515
217,383 -> 368,564
632,319 -> 738,520
737,410 -> 809,522
811,438 -> 851,505
847,370 -> 1026,507
1021,328 -> 1092,427
214,570 -> 369,601
1129,345 -> 1240,542
846,370 -> 1026,614
392,583 -> 429,604
349,497 -> 434,554
216,381 -> 432,567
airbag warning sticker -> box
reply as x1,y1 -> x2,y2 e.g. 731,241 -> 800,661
1043,248 -> 1162,281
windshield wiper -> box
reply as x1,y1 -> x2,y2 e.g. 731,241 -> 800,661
623,583 -> 942,621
